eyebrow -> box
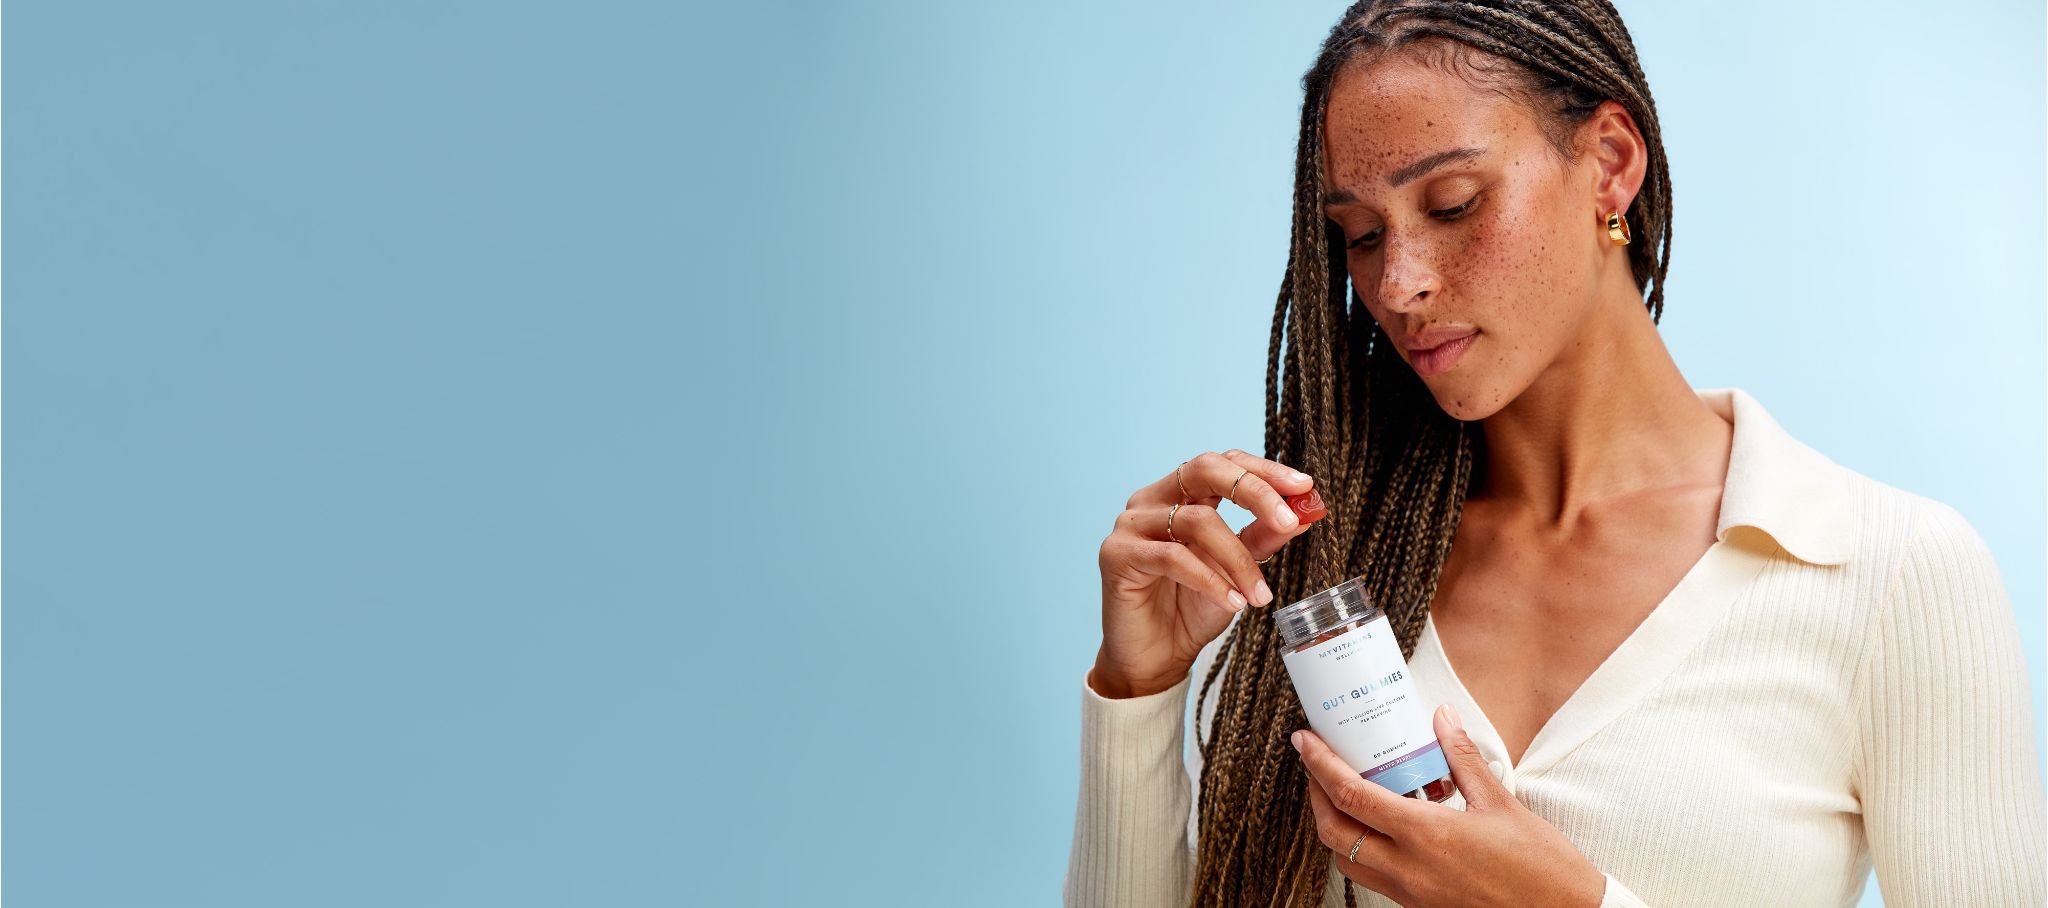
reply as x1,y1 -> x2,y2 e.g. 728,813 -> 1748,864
1321,145 -> 1488,206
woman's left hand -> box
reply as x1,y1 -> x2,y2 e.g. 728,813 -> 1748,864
1291,703 -> 1607,908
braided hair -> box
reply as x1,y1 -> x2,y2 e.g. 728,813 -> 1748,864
1187,2 -> 1672,904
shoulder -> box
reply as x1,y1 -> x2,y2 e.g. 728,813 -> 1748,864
1792,461 -> 2015,683
1842,473 -> 2032,810
1722,385 -> 1992,572
1838,470 -> 2018,707
1839,466 -> 2004,600
1814,454 -> 2002,595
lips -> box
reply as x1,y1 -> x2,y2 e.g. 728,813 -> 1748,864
1410,330 -> 1478,377
1406,327 -> 1479,352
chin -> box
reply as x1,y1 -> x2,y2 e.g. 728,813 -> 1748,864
1421,378 -> 1506,423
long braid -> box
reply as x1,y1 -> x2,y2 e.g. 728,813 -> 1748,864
1185,2 -> 1673,904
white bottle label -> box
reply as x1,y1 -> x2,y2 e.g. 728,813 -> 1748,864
1281,612 -> 1449,795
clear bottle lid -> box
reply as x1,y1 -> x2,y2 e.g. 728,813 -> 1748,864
1271,574 -> 1381,651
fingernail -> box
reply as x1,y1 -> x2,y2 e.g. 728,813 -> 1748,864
1254,580 -> 1274,606
1227,589 -> 1248,612
1290,731 -> 1304,751
1443,703 -> 1463,731
1289,470 -> 1311,483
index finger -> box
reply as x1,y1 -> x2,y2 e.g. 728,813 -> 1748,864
1219,451 -> 1324,557
1218,449 -> 1314,494
1133,450 -> 1314,521
1291,729 -> 1427,839
1215,449 -> 1320,530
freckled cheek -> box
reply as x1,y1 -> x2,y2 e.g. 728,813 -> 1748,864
1458,218 -> 1552,356
1453,219 -> 1525,293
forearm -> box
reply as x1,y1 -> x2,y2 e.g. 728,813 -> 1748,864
1063,667 -> 1198,908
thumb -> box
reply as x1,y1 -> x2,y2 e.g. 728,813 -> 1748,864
1433,702 -> 1508,809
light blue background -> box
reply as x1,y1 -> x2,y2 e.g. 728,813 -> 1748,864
6,1 -> 2039,905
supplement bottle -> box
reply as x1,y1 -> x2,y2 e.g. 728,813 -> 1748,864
1274,575 -> 1458,803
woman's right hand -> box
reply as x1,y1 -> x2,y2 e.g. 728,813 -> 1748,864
1091,449 -> 1318,699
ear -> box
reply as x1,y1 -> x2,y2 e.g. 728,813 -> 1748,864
1580,98 -> 1648,219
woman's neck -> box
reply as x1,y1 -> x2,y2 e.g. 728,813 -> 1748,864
1472,292 -> 1732,531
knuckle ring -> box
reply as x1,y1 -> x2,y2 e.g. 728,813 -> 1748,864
1228,467 -> 1249,499
1237,529 -> 1275,564
1167,503 -> 1183,544
1176,461 -> 1191,504
1236,524 -> 1269,561
1347,831 -> 1368,863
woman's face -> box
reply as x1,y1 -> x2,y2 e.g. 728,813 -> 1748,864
1321,54 -> 1612,421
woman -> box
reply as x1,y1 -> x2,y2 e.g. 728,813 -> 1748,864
1064,2 -> 2045,906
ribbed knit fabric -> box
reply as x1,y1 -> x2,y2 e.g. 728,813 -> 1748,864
1063,387 -> 2046,907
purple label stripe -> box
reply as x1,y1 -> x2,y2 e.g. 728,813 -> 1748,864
1358,739 -> 1443,779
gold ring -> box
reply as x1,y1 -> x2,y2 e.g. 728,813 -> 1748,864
1176,461 -> 1191,503
1228,467 -> 1249,500
1239,529 -> 1274,564
1166,503 -> 1183,543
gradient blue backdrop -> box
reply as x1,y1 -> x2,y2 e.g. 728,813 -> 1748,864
7,1 -> 2041,905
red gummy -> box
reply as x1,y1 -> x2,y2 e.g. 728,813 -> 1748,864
1284,488 -> 1327,526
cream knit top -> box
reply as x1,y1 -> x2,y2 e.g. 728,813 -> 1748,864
1063,387 -> 2046,907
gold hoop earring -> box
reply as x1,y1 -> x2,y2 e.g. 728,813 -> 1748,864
1605,209 -> 1632,246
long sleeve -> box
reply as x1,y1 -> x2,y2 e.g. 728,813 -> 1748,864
1062,667 -> 1197,908
1853,500 -> 2048,905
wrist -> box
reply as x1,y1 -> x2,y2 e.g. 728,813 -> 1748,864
1089,651 -> 1182,700
1087,660 -> 1135,699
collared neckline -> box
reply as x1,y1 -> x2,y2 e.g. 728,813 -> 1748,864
1420,531 -> 1775,780
1416,385 -> 1858,782
1701,386 -> 1858,567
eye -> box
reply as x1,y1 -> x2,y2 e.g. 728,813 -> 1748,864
1346,194 -> 1481,251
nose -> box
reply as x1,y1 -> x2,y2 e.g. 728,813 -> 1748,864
1373,233 -> 1440,314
